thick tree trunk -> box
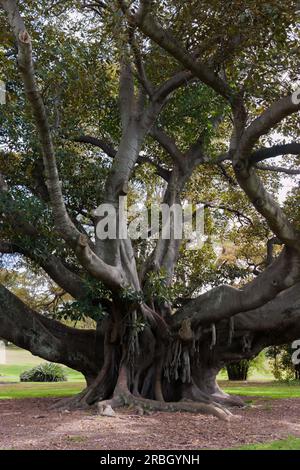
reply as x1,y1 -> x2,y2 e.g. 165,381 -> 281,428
2,275 -> 300,421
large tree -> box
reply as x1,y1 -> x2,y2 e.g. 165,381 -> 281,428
0,0 -> 300,420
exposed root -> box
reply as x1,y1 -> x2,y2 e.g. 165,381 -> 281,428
211,392 -> 245,408
51,390 -> 93,411
98,392 -> 231,421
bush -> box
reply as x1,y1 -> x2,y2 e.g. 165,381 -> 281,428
266,345 -> 300,381
20,363 -> 67,382
226,360 -> 250,380
224,350 -> 271,381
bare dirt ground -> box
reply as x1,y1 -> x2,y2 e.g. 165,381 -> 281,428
1,397 -> 300,450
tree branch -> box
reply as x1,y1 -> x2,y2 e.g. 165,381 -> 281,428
201,201 -> 253,225
172,247 -> 300,329
239,95 -> 300,156
256,163 -> 300,176
72,135 -> 117,158
150,126 -> 184,169
119,55 -> 135,129
1,0 -> 124,289
0,283 -> 100,379
132,7 -> 234,101
251,142 -> 300,164
152,70 -> 194,103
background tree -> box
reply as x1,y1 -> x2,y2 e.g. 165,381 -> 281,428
0,0 -> 300,420
266,345 -> 300,381
226,360 -> 250,381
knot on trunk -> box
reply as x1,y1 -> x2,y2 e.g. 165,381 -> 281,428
19,31 -> 31,44
178,318 -> 193,342
77,233 -> 89,248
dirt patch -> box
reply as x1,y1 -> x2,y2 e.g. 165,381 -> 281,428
1,396 -> 300,450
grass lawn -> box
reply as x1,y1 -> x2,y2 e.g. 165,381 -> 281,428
234,436 -> 300,450
0,346 -> 85,398
0,363 -> 84,383
220,380 -> 300,399
1,376 -> 300,400
0,381 -> 84,399
0,346 -> 84,383
1,346 -> 300,402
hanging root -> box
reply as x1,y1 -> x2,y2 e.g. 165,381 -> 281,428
228,317 -> 234,345
210,323 -> 216,349
51,316 -> 238,421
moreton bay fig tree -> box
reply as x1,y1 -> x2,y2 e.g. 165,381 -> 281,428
0,0 -> 300,420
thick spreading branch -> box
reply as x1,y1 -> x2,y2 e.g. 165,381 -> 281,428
72,135 -> 117,158
172,247 -> 300,329
239,97 -> 300,156
0,283 -> 100,380
251,142 -> 300,164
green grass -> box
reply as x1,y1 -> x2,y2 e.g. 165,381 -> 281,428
1,347 -> 300,401
0,346 -> 85,399
0,363 -> 84,382
220,380 -> 300,399
234,436 -> 300,450
0,346 -> 84,383
0,382 -> 84,399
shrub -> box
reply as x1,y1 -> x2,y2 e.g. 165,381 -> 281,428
226,360 -> 250,381
266,345 -> 300,381
20,362 -> 67,382
225,350 -> 270,380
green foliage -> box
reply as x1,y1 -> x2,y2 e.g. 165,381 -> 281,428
119,286 -> 144,304
266,345 -> 300,381
131,316 -> 146,334
284,186 -> 300,231
55,277 -> 112,323
144,268 -> 179,304
20,363 -> 67,382
56,298 -> 107,323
